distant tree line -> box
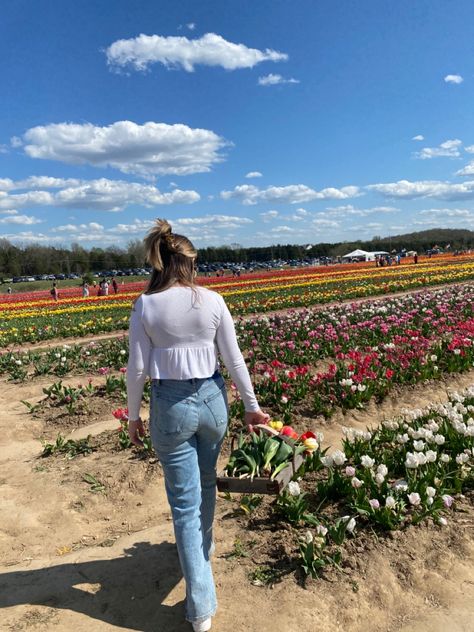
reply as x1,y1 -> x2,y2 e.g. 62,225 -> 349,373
0,228 -> 473,277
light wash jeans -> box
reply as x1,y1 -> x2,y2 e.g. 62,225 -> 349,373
150,371 -> 228,624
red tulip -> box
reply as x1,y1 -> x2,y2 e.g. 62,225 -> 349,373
280,426 -> 299,440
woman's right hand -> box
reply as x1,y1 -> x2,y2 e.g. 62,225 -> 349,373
244,409 -> 270,431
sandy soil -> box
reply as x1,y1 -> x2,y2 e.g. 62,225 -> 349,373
1,367 -> 473,632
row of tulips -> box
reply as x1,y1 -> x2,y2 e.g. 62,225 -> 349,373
1,254 -> 464,305
228,388 -> 474,580
0,255 -> 473,345
2,285 -> 473,420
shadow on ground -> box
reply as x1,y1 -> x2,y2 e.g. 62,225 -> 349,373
0,541 -> 188,632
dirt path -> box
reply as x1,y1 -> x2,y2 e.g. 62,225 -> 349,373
1,368 -> 473,631
6,280 -> 473,353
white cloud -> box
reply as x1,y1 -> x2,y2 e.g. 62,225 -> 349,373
413,208 -> 474,228
269,225 -> 296,233
259,210 -> 279,222
105,32 -> 287,72
412,135 -> 424,141
186,23 -> 196,31
414,139 -> 462,160
53,222 -> 105,233
221,183 -> 361,205
19,121 -> 228,177
419,208 -> 473,218
456,162 -> 474,176
245,171 -> 263,178
312,218 -> 340,228
0,176 -> 82,191
0,213 -> 42,225
0,209 -> 18,215
464,145 -> 474,153
444,74 -> 463,84
323,204 -> 398,217
0,177 -> 200,212
388,225 -> 408,232
258,73 -> 299,86
295,207 -> 309,216
368,178 -> 474,201
173,214 -> 253,228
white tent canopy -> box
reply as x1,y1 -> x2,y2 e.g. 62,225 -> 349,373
342,249 -> 389,261
342,249 -> 372,259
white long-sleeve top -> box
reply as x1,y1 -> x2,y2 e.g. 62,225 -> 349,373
126,285 -> 259,420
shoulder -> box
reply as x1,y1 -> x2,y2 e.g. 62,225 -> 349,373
132,293 -> 146,313
196,286 -> 225,306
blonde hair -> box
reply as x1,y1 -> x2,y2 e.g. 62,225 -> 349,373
144,219 -> 197,294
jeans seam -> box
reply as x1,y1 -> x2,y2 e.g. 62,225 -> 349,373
186,606 -> 217,624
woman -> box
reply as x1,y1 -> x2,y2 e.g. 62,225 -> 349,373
126,219 -> 268,632
82,281 -> 89,298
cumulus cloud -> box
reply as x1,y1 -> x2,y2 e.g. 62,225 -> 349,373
173,214 -> 253,228
245,171 -> 263,178
456,162 -> 474,176
105,32 -> 287,72
0,213 -> 42,225
444,74 -> 463,84
414,208 -> 474,228
53,222 -> 105,233
259,210 -> 279,222
323,204 -> 399,217
18,121 -> 228,177
419,208 -> 473,218
368,179 -> 474,201
0,176 -> 82,191
258,73 -> 299,86
412,135 -> 424,141
414,139 -> 462,160
0,177 -> 199,212
221,183 -> 360,205
312,218 -> 340,228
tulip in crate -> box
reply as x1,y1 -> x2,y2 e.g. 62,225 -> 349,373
217,421 -> 318,494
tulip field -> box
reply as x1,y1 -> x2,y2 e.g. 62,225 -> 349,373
1,253 -> 474,346
1,260 -> 473,632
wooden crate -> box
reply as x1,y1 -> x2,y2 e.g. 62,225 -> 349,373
216,453 -> 304,495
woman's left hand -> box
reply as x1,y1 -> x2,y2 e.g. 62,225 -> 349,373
128,418 -> 145,447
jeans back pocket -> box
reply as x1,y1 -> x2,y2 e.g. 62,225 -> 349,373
203,385 -> 228,427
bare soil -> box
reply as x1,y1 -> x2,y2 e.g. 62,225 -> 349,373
1,366 -> 473,631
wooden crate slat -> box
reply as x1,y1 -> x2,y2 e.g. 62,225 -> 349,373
217,453 -> 304,495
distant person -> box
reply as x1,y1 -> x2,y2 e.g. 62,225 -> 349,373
396,254 -> 401,265
50,282 -> 59,301
82,281 -> 89,298
103,279 -> 109,296
414,253 -> 418,264
7,286 -> 12,295
112,277 -> 118,294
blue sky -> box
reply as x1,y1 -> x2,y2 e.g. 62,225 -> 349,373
1,0 -> 474,249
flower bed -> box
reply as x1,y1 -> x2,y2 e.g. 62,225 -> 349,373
220,388 -> 474,582
0,255 -> 473,345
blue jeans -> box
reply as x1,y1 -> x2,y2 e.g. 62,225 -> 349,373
150,371 -> 228,624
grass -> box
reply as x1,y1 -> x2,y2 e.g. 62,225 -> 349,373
1,275 -> 149,294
